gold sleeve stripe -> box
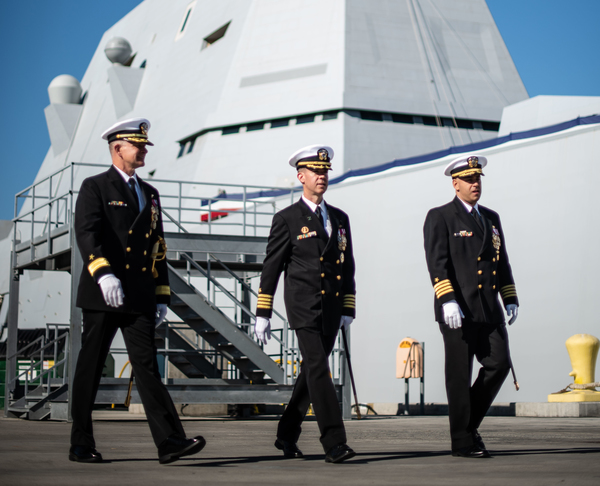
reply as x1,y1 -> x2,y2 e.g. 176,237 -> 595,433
257,304 -> 273,309
343,295 -> 356,308
433,279 -> 452,291
433,279 -> 454,299
88,258 -> 110,276
257,294 -> 273,300
500,285 -> 517,298
156,285 -> 171,296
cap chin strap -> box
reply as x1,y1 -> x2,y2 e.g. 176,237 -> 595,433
452,168 -> 483,178
296,162 -> 332,170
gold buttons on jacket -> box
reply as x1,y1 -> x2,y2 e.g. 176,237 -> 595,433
478,284 -> 482,289
126,247 -> 131,252
336,260 -> 340,264
145,233 -> 149,238
493,271 -> 496,275
321,290 -> 325,294
493,285 -> 496,289
320,257 -> 323,262
142,267 -> 146,272
478,270 -> 482,275
477,257 -> 481,261
126,264 -> 130,269
492,258 -> 496,262
337,275 -> 341,280
129,230 -> 133,235
336,292 -> 339,296
321,273 -> 325,278
144,251 -> 147,256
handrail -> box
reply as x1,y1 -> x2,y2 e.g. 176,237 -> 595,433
205,252 -> 288,323
7,327 -> 69,401
179,253 -> 288,346
13,161 -> 295,243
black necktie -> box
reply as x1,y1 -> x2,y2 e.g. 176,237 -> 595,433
315,206 -> 325,228
472,208 -> 483,231
128,177 -> 139,213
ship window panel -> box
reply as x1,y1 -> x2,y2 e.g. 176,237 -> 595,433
180,9 -> 192,33
322,111 -> 338,121
360,111 -> 383,122
441,118 -> 455,127
187,138 -> 196,154
175,1 -> 196,41
202,21 -> 231,49
296,115 -> 315,125
270,118 -> 290,128
222,126 -> 240,135
422,116 -> 438,126
391,113 -> 413,124
455,119 -> 473,129
139,60 -> 147,69
481,121 -> 500,131
247,122 -> 264,132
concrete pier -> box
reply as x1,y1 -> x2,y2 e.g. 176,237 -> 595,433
1,411 -> 599,485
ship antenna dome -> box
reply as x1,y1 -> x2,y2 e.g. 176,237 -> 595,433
47,74 -> 82,104
104,37 -> 133,65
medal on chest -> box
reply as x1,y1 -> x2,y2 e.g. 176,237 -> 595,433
337,227 -> 347,251
492,226 -> 501,251
151,199 -> 159,229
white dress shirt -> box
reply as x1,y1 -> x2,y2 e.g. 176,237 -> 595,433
457,197 -> 481,217
113,165 -> 146,211
301,195 -> 332,237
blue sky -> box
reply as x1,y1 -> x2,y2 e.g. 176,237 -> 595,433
0,0 -> 598,221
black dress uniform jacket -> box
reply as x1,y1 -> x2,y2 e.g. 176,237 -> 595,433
75,166 -> 170,313
256,199 -> 356,335
424,196 -> 518,323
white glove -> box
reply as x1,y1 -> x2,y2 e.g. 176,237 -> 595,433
506,304 -> 518,325
255,317 -> 271,344
339,315 -> 353,331
98,274 -> 124,308
156,304 -> 168,326
442,300 -> 463,329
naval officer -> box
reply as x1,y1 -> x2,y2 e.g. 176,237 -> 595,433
423,155 -> 519,458
69,118 -> 205,464
254,145 -> 357,463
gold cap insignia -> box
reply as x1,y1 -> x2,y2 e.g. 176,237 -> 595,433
467,156 -> 479,168
301,226 -> 309,234
139,123 -> 148,135
318,149 -> 329,161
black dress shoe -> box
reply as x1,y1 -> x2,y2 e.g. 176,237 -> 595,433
274,438 -> 304,458
472,430 -> 487,450
69,445 -> 103,463
158,435 -> 206,464
325,444 -> 356,463
452,445 -> 491,458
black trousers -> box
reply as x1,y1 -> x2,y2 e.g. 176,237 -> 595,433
277,327 -> 346,452
70,310 -> 185,448
439,321 -> 511,450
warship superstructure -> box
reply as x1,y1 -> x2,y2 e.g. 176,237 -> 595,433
2,0 -> 600,414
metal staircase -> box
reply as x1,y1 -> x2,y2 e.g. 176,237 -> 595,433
4,162 -> 352,420
5,325 -> 70,420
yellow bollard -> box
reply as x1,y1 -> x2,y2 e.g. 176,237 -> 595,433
548,334 -> 600,402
